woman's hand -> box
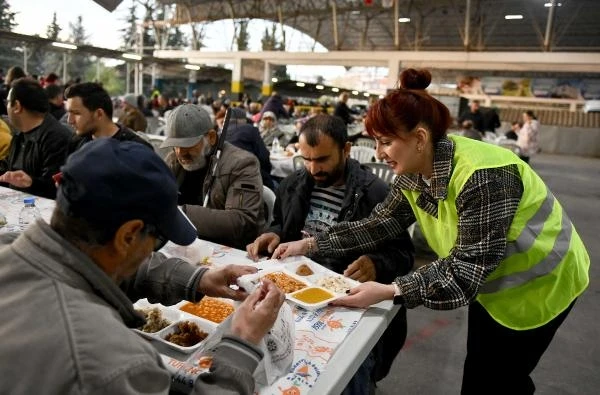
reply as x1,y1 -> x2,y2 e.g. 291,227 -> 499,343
330,281 -> 395,309
270,238 -> 311,259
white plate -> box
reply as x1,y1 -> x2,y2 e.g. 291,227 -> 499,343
156,316 -> 217,354
287,286 -> 339,310
133,299 -> 183,339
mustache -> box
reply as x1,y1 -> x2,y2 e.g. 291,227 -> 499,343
312,172 -> 328,178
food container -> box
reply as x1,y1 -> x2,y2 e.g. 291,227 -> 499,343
157,317 -> 217,353
177,297 -> 236,324
284,260 -> 326,283
237,267 -> 309,294
260,269 -> 309,294
314,275 -> 359,295
133,299 -> 183,339
287,286 -> 339,310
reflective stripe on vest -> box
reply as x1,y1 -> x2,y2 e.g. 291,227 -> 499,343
479,188 -> 573,294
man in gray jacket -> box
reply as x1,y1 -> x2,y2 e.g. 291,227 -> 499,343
0,138 -> 285,395
161,104 -> 264,250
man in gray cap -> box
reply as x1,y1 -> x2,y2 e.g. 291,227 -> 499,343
161,104 -> 264,249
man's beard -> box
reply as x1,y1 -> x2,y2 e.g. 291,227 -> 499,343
312,159 -> 345,188
179,138 -> 212,171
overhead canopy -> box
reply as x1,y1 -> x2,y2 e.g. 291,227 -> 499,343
92,0 -> 123,12
156,0 -> 599,52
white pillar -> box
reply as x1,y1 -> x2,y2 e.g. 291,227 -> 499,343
262,62 -> 272,96
134,62 -> 139,95
126,62 -> 131,94
23,46 -> 28,74
387,59 -> 400,90
62,53 -> 68,83
231,57 -> 243,100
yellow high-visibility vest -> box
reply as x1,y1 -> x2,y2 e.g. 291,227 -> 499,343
402,135 -> 589,329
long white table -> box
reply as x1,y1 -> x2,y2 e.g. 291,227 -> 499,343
0,185 -> 399,393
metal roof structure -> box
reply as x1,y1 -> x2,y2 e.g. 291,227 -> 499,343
152,0 -> 600,52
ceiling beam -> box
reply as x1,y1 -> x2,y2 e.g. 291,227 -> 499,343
154,49 -> 600,73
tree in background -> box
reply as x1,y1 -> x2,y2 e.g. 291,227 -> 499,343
85,62 -> 125,96
40,12 -> 63,78
138,0 -> 188,51
120,1 -> 138,50
261,23 -> 288,81
0,0 -> 20,71
68,15 -> 91,82
235,19 -> 249,51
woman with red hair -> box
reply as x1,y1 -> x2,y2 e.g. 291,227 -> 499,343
272,69 -> 589,394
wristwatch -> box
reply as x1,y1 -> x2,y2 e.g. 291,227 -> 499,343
392,282 -> 404,305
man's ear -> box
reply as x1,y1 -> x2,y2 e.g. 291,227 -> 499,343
112,219 -> 145,257
207,129 -> 218,147
94,108 -> 106,121
343,141 -> 352,158
10,99 -> 23,114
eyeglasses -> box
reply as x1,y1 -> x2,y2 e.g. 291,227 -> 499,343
143,223 -> 168,252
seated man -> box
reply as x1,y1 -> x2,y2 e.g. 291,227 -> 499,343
0,78 -> 71,198
65,82 -> 153,155
247,114 -> 414,393
0,138 -> 285,394
161,104 -> 264,250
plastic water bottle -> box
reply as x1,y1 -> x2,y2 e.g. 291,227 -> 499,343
271,137 -> 281,154
18,197 -> 41,230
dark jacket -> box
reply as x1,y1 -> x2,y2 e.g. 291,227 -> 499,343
458,109 -> 484,132
260,94 -> 289,119
225,120 -> 274,191
333,101 -> 358,125
48,103 -> 66,121
68,124 -> 153,155
0,114 -> 72,199
269,158 -> 414,282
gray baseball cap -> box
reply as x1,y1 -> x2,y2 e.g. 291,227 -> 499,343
161,104 -> 214,148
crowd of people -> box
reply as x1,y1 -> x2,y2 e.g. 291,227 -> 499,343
0,65 -> 589,395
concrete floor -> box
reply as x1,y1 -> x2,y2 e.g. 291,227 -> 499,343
376,153 -> 600,395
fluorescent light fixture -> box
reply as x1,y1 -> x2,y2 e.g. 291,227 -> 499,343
332,87 -> 340,92
379,95 -> 384,99
544,2 -> 562,6
122,53 -> 142,60
52,42 -> 77,50
363,92 -> 370,97
352,90 -> 359,95
184,64 -> 200,71
316,84 -> 324,90
505,14 -> 523,20
351,10 -> 361,15
398,17 -> 411,23
296,82 -> 305,87
271,77 -> 278,82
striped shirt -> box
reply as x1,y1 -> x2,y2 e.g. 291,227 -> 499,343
315,137 -> 524,310
303,185 -> 346,236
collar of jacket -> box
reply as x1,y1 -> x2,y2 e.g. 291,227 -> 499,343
289,158 -> 375,216
395,136 -> 454,201
11,221 -> 144,328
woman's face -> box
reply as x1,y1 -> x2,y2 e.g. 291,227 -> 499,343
373,130 -> 423,175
